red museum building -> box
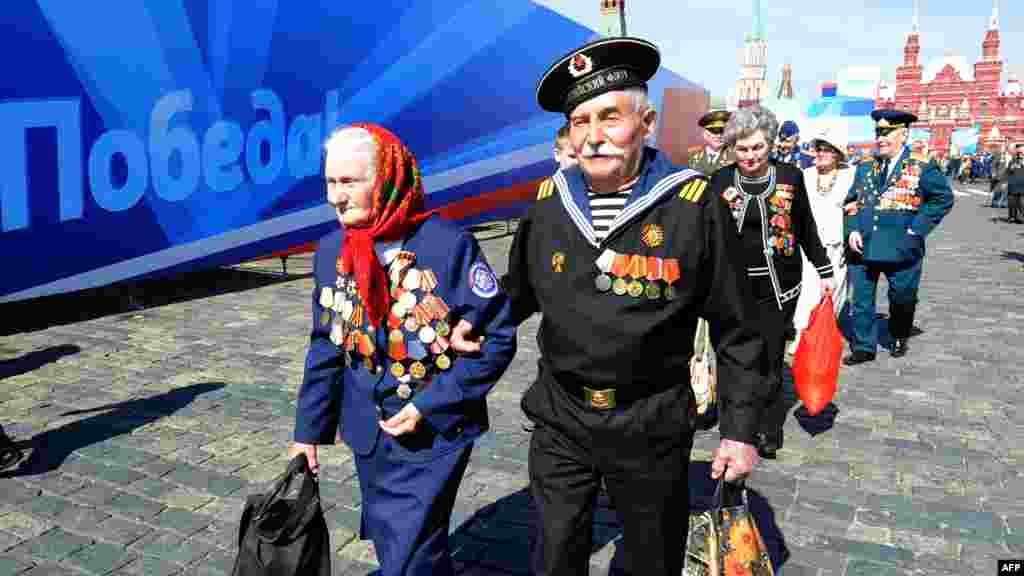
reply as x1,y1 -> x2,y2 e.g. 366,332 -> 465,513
875,2 -> 1022,156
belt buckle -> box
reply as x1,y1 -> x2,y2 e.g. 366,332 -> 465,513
582,387 -> 616,410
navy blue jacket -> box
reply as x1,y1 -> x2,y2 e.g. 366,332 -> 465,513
843,146 -> 954,264
293,216 -> 517,462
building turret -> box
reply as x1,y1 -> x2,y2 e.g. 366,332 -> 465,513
599,0 -> 626,37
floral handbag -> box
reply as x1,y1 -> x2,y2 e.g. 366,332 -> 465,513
684,477 -> 774,576
690,318 -> 717,415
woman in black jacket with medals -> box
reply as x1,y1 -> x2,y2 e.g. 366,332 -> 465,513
708,106 -> 835,458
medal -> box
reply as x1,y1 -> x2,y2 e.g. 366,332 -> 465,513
434,334 -> 450,352
595,274 -> 612,292
397,382 -> 413,400
341,299 -> 355,320
662,258 -> 681,287
645,283 -> 661,300
664,285 -> 676,301
436,355 -> 451,370
409,362 -> 427,380
641,223 -> 664,248
388,311 -> 404,330
391,362 -> 406,379
551,251 -> 566,273
320,310 -> 331,327
388,330 -> 407,361
424,294 -> 449,317
404,315 -> 420,332
435,320 -> 451,338
407,339 -> 428,360
414,303 -> 432,326
390,285 -> 405,300
418,325 -> 436,344
627,280 -> 644,298
612,278 -> 628,295
416,302 -> 435,322
399,291 -> 417,309
319,287 -> 334,310
611,254 -> 629,277
420,269 -> 438,292
402,269 -> 421,291
646,256 -> 662,282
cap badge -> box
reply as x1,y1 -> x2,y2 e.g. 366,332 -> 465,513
569,53 -> 593,78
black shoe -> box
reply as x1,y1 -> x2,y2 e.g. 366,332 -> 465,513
0,432 -> 21,471
891,339 -> 909,358
842,351 -> 876,366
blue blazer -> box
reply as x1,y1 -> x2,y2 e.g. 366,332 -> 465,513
843,146 -> 954,264
293,216 -> 517,462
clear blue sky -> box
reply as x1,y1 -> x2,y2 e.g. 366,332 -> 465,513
537,0 -> 1022,100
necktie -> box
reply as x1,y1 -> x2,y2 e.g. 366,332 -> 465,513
880,158 -> 890,189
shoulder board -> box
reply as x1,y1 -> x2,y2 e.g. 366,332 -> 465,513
677,177 -> 709,203
536,178 -> 555,200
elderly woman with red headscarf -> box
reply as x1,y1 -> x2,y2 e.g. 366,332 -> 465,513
289,124 -> 516,575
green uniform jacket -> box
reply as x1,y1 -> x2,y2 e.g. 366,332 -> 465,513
687,145 -> 735,177
843,147 -> 954,264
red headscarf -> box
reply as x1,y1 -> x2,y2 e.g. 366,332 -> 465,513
335,124 -> 436,329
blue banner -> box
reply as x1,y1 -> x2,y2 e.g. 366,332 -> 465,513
0,1 -> 696,301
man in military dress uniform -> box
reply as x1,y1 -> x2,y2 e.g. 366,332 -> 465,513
843,110 -> 954,364
774,120 -> 814,169
687,110 -> 734,176
453,37 -> 764,576
289,124 -> 516,575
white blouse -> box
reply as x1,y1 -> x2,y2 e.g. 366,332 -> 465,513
801,166 -> 854,247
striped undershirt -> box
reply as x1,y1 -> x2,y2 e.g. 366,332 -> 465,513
589,189 -> 631,242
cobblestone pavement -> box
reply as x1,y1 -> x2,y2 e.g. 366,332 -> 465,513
0,181 -> 1020,575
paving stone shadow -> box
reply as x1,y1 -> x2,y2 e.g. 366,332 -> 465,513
0,266 -> 310,336
0,382 -> 225,479
0,344 -> 81,380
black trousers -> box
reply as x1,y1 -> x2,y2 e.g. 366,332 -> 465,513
754,297 -> 798,437
1009,194 -> 1023,222
522,371 -> 694,576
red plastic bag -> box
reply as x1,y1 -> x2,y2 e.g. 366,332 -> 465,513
793,292 -> 842,416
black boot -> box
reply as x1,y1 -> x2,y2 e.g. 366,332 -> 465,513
888,302 -> 917,357
0,426 -> 21,471
843,351 -> 876,365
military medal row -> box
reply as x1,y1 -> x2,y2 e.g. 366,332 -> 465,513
593,249 -> 682,300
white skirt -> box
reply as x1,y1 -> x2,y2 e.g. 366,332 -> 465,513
792,243 -> 847,336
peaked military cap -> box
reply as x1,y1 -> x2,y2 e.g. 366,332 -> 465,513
871,109 -> 918,128
779,120 -> 800,139
699,110 -> 731,134
536,37 -> 660,115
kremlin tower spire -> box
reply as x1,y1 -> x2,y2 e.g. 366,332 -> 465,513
735,0 -> 768,107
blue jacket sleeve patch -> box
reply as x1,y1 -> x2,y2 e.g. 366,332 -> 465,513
469,262 -> 498,298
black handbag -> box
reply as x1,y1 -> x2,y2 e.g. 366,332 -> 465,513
231,453 -> 331,576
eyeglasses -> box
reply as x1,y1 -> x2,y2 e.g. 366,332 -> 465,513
875,127 -> 900,138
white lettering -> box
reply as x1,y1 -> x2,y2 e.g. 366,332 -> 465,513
287,113 -> 322,179
0,99 -> 82,231
203,120 -> 245,193
245,89 -> 285,185
87,129 -> 148,211
150,90 -> 201,202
